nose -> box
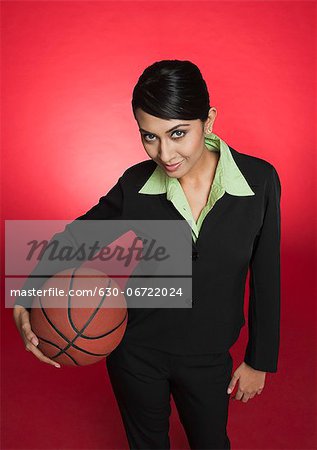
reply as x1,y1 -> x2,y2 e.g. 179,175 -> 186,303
158,141 -> 177,164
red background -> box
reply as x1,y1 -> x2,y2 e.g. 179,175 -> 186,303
1,1 -> 316,449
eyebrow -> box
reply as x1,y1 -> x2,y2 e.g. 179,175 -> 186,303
139,124 -> 191,135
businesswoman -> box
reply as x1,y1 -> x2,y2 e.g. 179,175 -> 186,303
14,59 -> 281,450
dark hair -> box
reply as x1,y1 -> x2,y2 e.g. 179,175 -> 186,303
132,60 -> 210,123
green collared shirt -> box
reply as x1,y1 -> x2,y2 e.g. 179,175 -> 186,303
138,133 -> 255,243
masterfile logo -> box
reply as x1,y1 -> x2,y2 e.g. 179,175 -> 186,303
5,219 -> 193,309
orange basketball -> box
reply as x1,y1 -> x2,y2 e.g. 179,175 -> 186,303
30,267 -> 128,366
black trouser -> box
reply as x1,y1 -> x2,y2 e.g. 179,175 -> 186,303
106,341 -> 233,450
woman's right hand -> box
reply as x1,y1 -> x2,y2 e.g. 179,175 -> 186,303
13,305 -> 61,368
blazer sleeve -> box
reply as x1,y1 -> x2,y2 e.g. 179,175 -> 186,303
244,164 -> 282,373
13,176 -> 126,312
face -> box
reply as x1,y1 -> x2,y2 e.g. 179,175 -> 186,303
135,108 -> 217,178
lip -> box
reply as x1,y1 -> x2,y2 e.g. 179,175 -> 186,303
162,160 -> 184,172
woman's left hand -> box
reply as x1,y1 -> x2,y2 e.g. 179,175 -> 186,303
227,361 -> 266,402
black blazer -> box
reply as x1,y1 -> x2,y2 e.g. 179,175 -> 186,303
15,145 -> 281,373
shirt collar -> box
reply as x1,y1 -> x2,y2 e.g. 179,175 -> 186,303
138,132 -> 255,196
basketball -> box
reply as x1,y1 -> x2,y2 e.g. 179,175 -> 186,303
29,267 -> 128,366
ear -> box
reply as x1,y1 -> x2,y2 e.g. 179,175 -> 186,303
204,107 -> 217,134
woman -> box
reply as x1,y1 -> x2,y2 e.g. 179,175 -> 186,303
14,59 -> 281,450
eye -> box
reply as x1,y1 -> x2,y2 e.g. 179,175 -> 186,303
171,130 -> 186,139
142,130 -> 187,143
143,133 -> 156,142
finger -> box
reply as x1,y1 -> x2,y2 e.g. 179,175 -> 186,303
14,305 -> 28,315
257,389 -> 263,395
242,393 -> 251,403
21,320 -> 39,346
25,342 -> 61,368
227,373 -> 239,394
234,389 -> 244,401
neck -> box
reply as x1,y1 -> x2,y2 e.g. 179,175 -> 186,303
179,146 -> 219,187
